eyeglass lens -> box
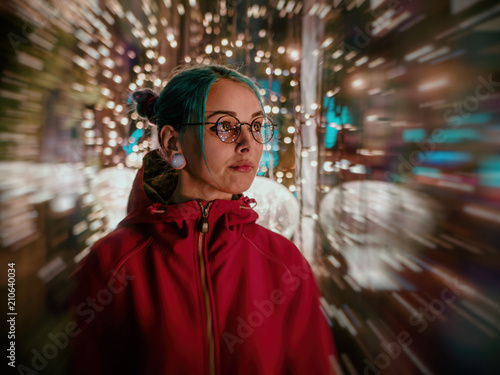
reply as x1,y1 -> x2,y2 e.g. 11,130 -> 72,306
216,116 -> 273,144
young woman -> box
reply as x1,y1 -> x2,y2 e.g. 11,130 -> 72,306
71,65 -> 337,374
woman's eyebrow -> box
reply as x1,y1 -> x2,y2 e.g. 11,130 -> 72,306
205,110 -> 235,119
205,110 -> 264,119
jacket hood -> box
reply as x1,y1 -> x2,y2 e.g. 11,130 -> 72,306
118,149 -> 259,228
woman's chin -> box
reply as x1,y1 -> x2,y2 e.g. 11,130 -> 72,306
235,180 -> 255,195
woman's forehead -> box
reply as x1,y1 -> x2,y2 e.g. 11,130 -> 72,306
208,79 -> 257,99
206,79 -> 261,113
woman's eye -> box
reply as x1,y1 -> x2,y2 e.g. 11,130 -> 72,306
253,122 -> 262,132
220,122 -> 232,131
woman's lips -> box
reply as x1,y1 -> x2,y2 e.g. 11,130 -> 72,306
229,163 -> 254,173
230,165 -> 254,173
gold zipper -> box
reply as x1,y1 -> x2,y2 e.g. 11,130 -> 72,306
198,201 -> 216,375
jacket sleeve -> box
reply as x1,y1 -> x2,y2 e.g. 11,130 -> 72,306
69,248 -> 140,375
284,256 -> 339,375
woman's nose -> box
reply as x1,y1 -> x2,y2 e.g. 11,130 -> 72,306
235,124 -> 255,151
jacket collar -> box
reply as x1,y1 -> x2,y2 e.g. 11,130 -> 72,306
118,150 -> 258,227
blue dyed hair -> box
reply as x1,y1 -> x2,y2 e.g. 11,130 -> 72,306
136,64 -> 265,168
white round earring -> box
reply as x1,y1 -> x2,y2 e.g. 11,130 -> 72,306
170,153 -> 186,169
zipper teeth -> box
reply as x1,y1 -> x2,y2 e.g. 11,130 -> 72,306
198,202 -> 216,375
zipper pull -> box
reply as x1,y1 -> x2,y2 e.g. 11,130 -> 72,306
200,217 -> 209,233
198,202 -> 211,233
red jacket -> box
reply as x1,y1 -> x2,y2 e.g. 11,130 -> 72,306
71,150 -> 337,375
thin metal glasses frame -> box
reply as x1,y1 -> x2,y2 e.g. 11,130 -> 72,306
176,114 -> 274,144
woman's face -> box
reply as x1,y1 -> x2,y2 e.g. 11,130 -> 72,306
179,78 -> 264,200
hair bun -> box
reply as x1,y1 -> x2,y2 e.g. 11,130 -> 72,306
131,88 -> 158,122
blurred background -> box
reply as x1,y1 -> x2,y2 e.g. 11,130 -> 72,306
1,0 -> 499,374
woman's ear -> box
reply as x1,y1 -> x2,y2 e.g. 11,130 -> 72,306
160,125 -> 183,159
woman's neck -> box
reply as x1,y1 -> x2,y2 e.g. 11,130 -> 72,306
168,173 -> 233,204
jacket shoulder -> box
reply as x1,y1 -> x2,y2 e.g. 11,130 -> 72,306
243,223 -> 308,269
75,225 -> 150,285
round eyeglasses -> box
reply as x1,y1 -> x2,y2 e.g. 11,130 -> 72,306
178,115 -> 275,144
